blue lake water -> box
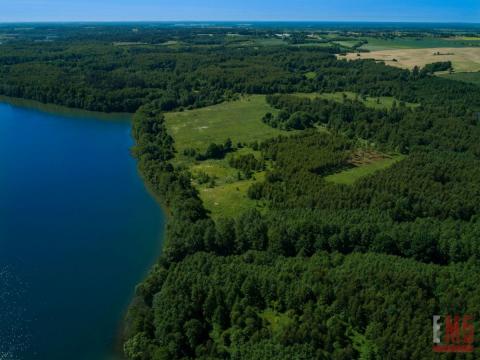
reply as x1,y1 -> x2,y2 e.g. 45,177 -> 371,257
0,99 -> 165,360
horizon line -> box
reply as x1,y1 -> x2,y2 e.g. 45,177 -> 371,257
1,20 -> 480,25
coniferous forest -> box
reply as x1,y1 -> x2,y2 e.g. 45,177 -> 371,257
1,24 -> 480,359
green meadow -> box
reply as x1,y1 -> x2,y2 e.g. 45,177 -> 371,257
197,171 -> 267,219
325,154 -> 406,185
165,95 -> 283,154
439,71 -> 480,86
295,91 -> 418,109
165,94 -> 410,217
164,96 -> 283,218
359,37 -> 480,51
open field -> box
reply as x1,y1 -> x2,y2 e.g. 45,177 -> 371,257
439,71 -> 480,86
359,37 -> 480,51
342,47 -> 480,72
444,36 -> 480,41
191,150 -> 267,219
333,40 -> 360,48
325,153 -> 406,185
165,97 -> 282,218
295,92 -> 418,109
165,94 -> 407,216
165,95 -> 282,154
197,172 -> 266,219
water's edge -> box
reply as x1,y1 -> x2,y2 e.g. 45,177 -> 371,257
0,95 -> 133,121
0,96 -> 166,360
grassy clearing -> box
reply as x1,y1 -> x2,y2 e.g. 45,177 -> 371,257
260,309 -> 294,335
190,149 -> 263,185
251,38 -> 286,47
342,47 -> 480,73
165,96 -> 283,218
294,42 -> 333,48
189,150 -> 268,219
165,95 -> 283,154
325,154 -> 405,185
333,40 -> 360,48
197,172 -> 267,219
295,91 -> 418,109
191,160 -> 238,184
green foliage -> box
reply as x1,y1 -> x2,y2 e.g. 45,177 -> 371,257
164,96 -> 285,154
229,154 -> 265,179
127,251 -> 480,359
324,155 -> 405,185
421,61 -> 452,75
4,24 -> 480,360
196,139 -> 233,161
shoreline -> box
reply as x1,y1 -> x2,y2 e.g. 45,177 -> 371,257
0,95 -> 132,121
0,96 -> 166,360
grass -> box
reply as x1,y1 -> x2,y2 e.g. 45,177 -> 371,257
191,148 -> 264,186
165,94 -> 404,217
295,91 -> 418,109
191,160 -> 238,184
165,96 -> 284,219
343,47 -> 480,73
165,95 -> 283,154
197,172 -> 266,219
333,40 -> 360,48
294,42 -> 333,48
444,36 -> 480,42
260,309 -> 294,335
359,37 -> 480,51
325,154 -> 405,185
439,71 -> 480,86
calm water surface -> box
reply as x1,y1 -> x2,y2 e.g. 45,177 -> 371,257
0,100 -> 165,360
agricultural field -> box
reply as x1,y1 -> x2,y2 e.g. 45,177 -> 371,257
295,91 -> 418,109
325,152 -> 406,185
342,47 -> 480,72
359,36 -> 480,51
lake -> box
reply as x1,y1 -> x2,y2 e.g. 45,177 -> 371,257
0,99 -> 165,360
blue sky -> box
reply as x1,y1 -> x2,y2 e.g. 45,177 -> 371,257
0,0 -> 479,23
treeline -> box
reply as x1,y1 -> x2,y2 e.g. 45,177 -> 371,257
421,61 -> 452,75
264,94 -> 480,155
1,35 -> 480,114
131,102 -> 214,264
229,154 -> 265,178
126,251 -> 480,360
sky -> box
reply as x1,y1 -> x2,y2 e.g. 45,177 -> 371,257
0,0 -> 479,23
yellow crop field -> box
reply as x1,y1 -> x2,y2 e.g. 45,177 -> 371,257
342,47 -> 480,72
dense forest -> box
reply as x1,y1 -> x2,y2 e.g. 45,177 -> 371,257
1,24 -> 480,359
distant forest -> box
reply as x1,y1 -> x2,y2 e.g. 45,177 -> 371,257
1,24 -> 480,359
